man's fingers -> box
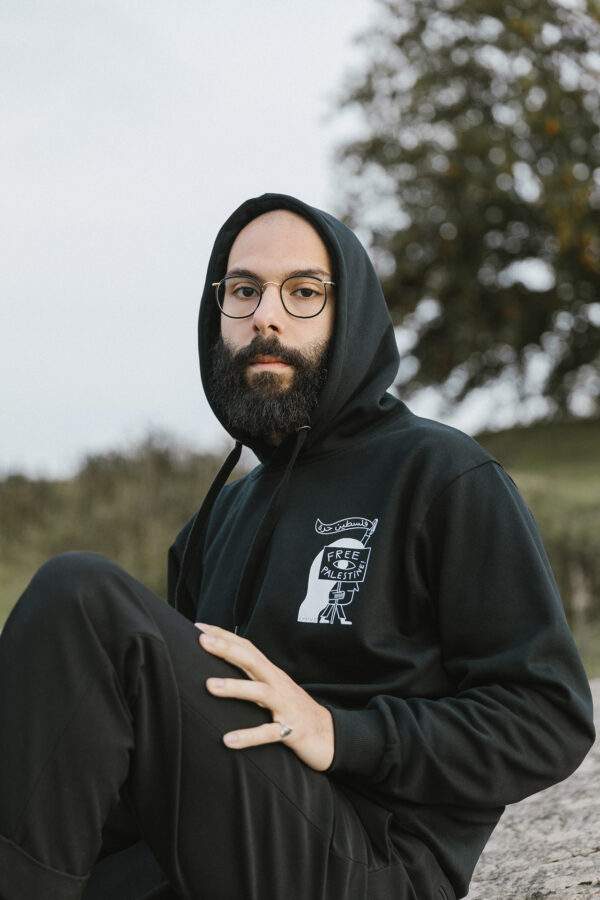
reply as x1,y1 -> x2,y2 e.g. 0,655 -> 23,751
206,676 -> 274,708
197,627 -> 274,682
223,721 -> 287,750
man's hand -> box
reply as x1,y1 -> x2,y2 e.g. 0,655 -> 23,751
195,623 -> 334,772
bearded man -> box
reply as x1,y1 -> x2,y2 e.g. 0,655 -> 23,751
0,194 -> 594,900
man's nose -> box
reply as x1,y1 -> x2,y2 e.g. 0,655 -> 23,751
252,283 -> 284,334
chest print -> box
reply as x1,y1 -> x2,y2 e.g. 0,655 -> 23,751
297,517 -> 378,625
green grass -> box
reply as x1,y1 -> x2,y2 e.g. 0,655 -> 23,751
478,419 -> 600,676
478,419 -> 600,509
477,420 -> 600,547
572,621 -> 600,681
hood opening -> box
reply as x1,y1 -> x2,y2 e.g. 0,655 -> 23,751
178,192 -> 401,627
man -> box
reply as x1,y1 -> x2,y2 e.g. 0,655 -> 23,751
0,193 -> 594,900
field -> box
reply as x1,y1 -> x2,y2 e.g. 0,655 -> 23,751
479,420 -> 600,677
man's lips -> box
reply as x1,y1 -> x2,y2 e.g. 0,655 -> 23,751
248,355 -> 292,371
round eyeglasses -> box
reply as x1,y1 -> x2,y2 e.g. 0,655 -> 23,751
212,274 -> 335,319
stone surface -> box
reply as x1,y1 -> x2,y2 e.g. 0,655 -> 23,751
466,679 -> 599,899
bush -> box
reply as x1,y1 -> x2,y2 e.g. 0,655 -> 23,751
0,434 -> 245,621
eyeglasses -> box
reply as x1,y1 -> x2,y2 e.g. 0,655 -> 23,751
212,274 -> 335,319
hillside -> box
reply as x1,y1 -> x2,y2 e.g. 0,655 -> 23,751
478,419 -> 600,676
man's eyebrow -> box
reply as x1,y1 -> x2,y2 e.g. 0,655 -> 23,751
287,267 -> 333,280
224,266 -> 333,280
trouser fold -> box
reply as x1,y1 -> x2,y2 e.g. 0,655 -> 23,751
0,552 -> 187,898
0,833 -> 87,900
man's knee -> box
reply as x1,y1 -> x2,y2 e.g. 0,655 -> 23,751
17,551 -> 123,629
1,553 -> 138,678
6,552 -> 167,659
31,551 -> 117,598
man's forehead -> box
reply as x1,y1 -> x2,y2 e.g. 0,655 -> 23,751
226,209 -> 332,274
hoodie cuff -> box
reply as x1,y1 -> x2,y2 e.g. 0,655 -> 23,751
325,707 -> 388,779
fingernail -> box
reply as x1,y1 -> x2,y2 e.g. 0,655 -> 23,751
195,622 -> 212,631
208,678 -> 225,690
200,632 -> 216,646
224,732 -> 239,746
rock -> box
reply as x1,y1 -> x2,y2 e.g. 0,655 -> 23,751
466,679 -> 600,899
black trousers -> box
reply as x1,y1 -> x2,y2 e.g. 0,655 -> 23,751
0,553 -> 452,900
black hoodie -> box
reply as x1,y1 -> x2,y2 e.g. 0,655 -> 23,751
168,193 -> 595,898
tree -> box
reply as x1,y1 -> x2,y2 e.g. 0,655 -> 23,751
336,0 -> 600,420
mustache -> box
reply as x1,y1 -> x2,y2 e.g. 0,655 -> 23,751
225,335 -> 314,369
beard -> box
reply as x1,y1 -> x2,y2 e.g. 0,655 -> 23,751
208,333 -> 331,441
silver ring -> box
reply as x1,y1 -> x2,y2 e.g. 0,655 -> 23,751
278,721 -> 293,739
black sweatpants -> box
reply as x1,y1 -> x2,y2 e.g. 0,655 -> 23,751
0,552 -> 453,900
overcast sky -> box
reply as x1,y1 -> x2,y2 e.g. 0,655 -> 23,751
1,0 -> 383,477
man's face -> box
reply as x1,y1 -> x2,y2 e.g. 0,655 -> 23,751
209,210 -> 335,442
220,210 -> 335,390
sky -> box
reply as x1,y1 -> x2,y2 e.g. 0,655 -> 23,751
1,0 -> 543,480
1,0 -> 382,477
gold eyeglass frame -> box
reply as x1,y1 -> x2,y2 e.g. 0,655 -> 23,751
212,274 -> 335,319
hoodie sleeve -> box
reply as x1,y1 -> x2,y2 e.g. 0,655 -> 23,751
326,461 -> 595,808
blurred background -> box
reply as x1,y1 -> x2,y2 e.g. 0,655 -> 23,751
1,0 -> 599,672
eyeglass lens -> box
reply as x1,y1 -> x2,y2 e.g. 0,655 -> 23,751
216,276 -> 328,318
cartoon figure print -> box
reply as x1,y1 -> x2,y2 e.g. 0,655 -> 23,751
297,517 -> 378,625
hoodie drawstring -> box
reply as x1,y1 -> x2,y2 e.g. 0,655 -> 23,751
174,440 -> 243,619
232,425 -> 311,634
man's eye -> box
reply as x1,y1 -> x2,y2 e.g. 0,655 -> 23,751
233,284 -> 259,299
291,284 -> 323,299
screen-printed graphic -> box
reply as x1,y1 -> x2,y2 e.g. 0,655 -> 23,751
297,517 -> 378,625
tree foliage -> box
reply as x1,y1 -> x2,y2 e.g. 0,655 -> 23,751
337,0 -> 600,418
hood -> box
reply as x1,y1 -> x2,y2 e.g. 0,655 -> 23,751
198,192 -> 400,458
174,194 -> 401,625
